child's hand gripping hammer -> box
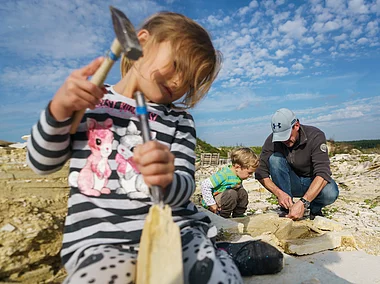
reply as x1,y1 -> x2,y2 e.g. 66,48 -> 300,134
70,6 -> 142,134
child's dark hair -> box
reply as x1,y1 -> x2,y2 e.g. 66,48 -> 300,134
121,12 -> 222,108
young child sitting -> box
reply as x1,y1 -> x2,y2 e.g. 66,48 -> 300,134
201,147 -> 259,218
26,10 -> 283,282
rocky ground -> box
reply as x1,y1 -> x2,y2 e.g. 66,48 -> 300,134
1,144 -> 379,283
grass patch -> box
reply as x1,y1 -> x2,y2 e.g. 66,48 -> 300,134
322,207 -> 338,219
364,198 -> 379,209
266,194 -> 278,205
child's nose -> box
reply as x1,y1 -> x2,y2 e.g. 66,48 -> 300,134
171,73 -> 181,87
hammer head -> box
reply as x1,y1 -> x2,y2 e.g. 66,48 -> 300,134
110,6 -> 143,61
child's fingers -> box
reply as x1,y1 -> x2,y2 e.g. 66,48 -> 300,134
135,141 -> 169,157
69,88 -> 101,110
72,57 -> 104,78
73,78 -> 105,100
142,172 -> 173,189
136,147 -> 174,167
138,162 -> 175,177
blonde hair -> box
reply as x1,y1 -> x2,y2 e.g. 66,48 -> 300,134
230,147 -> 259,169
120,12 -> 222,108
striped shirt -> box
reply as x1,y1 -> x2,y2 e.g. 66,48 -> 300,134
26,85 -> 210,273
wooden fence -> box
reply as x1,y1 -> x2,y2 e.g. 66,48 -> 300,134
200,153 -> 229,166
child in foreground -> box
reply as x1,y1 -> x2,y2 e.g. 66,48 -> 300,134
27,11 -> 283,283
201,147 -> 259,218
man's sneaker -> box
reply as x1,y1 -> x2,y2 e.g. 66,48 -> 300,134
216,240 -> 284,276
310,209 -> 324,220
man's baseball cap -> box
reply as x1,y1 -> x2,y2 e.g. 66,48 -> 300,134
271,108 -> 297,142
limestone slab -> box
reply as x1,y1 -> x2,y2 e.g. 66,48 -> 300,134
313,216 -> 344,231
197,206 -> 244,234
283,232 -> 344,255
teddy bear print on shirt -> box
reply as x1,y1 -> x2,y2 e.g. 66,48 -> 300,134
114,121 -> 156,199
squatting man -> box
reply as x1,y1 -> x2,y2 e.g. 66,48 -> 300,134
255,108 -> 339,220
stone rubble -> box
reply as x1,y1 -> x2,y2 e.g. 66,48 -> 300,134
0,145 -> 379,283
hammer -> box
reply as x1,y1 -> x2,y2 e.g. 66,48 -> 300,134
70,6 -> 143,134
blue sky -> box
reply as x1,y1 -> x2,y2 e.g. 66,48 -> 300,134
1,0 -> 379,146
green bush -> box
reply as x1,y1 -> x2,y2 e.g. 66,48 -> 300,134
195,138 -> 262,158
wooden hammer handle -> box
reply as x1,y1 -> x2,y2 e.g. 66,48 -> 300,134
70,38 -> 123,134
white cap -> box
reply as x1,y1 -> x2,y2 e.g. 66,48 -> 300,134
271,108 -> 297,142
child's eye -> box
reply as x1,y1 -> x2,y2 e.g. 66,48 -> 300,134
173,61 -> 177,69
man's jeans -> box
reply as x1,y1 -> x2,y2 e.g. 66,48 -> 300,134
269,153 -> 339,214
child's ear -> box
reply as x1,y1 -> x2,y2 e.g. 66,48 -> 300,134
137,29 -> 150,46
234,163 -> 242,170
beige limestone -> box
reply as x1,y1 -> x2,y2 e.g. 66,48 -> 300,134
282,231 -> 355,255
313,216 -> 344,231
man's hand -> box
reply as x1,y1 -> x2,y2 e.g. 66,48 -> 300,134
286,201 -> 305,220
209,204 -> 220,214
133,141 -> 175,190
277,191 -> 293,209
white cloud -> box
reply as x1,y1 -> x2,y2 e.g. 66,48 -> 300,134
312,47 -> 325,54
312,19 -> 342,33
315,108 -> 364,122
334,33 -> 348,41
351,27 -> 363,38
371,0 -> 380,13
339,42 -> 350,49
292,63 -> 304,70
235,34 -> 252,46
237,0 -> 259,16
0,63 -> 73,93
326,0 -> 346,12
207,15 -> 231,27
272,11 -> 290,25
341,18 -> 354,31
348,0 -> 369,14
275,49 -> 291,58
274,66 -> 289,75
285,93 -> 321,100
366,20 -> 379,36
311,2 -> 324,14
254,48 -> 270,58
302,37 -> 315,44
357,37 -> 369,44
316,10 -> 334,22
278,18 -> 307,39
302,55 -> 312,62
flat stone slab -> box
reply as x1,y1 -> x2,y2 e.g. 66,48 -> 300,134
283,231 -> 341,255
313,216 -> 344,231
196,206 -> 244,234
244,250 -> 380,283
